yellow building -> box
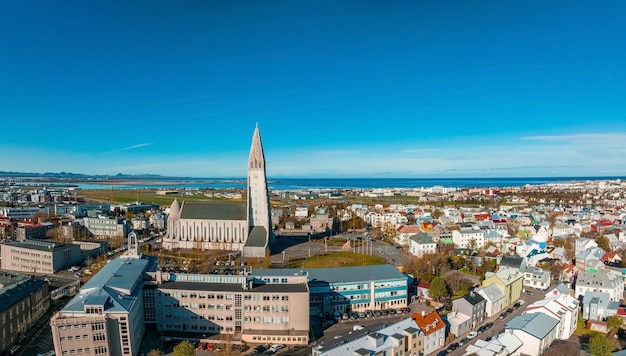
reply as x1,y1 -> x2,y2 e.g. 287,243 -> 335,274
482,267 -> 523,308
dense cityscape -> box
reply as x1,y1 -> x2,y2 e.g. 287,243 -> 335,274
0,127 -> 625,356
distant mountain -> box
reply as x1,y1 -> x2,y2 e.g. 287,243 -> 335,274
0,171 -> 171,180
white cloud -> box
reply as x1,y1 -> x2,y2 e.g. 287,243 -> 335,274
104,143 -> 153,155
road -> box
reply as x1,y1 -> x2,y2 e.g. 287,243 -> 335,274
440,288 -> 548,356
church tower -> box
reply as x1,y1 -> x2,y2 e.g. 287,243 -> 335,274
246,124 -> 273,255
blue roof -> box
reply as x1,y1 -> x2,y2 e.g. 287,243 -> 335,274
505,313 -> 559,340
62,255 -> 150,314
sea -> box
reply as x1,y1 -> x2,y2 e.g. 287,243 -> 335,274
63,176 -> 625,191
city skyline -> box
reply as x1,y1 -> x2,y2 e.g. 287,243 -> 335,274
2,1 -> 626,178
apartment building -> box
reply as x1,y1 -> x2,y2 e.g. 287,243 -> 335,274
452,229 -> 485,249
409,232 -> 437,258
254,265 -> 408,316
0,239 -> 83,273
83,216 -> 130,239
575,268 -> 623,302
155,271 -> 310,345
0,274 -> 50,353
411,310 -> 446,356
50,253 -> 156,356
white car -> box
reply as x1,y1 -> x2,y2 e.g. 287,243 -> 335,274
467,331 -> 478,339
269,344 -> 284,353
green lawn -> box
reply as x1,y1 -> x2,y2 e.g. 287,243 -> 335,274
285,251 -> 387,268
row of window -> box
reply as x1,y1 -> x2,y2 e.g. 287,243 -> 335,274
161,292 -> 289,301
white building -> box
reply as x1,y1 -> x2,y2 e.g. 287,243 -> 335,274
525,289 -> 579,340
163,126 -> 273,257
575,268 -> 623,302
452,229 -> 484,249
504,313 -> 559,356
476,283 -> 506,318
409,232 -> 437,258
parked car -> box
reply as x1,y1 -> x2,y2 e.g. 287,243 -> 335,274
485,336 -> 493,342
37,351 -> 55,356
436,350 -> 448,356
525,290 -> 534,296
447,342 -> 459,351
342,313 -> 349,320
357,311 -> 366,318
207,343 -> 215,351
365,310 -> 373,318
253,345 -> 267,353
467,331 -> 478,339
498,312 -> 507,320
269,344 -> 284,353
459,337 -> 470,346
381,309 -> 389,315
485,322 -> 493,329
197,342 -> 206,351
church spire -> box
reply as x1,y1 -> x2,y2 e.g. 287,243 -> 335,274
249,125 -> 265,170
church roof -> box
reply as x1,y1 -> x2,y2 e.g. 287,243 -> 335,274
245,226 -> 268,247
179,201 -> 247,221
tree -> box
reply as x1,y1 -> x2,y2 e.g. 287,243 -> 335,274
550,262 -> 565,281
596,235 -> 611,252
173,340 -> 196,356
429,276 -> 448,302
148,350 -> 164,356
589,332 -> 614,356
542,340 -> 580,356
607,315 -> 624,336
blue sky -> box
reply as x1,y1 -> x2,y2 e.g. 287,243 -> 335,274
1,1 -> 626,178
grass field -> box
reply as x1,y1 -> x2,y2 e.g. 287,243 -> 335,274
285,251 -> 387,268
78,189 -> 240,205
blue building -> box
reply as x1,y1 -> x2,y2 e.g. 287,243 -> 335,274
252,264 -> 408,315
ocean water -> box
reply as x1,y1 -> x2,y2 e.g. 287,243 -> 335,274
71,176 -> 625,190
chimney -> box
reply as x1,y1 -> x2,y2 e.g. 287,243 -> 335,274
421,310 -> 426,317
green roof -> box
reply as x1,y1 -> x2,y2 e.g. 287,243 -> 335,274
180,201 -> 247,221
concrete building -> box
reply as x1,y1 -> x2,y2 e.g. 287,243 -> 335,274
312,318 -> 424,356
452,229 -> 484,249
164,126 -> 273,257
83,216 -> 131,239
253,265 -> 408,315
50,244 -> 156,356
575,268 -> 623,302
504,313 -> 559,356
525,289 -> 578,340
0,274 -> 50,353
16,221 -> 56,240
409,232 -> 437,258
154,271 -> 310,345
0,207 -> 46,220
0,239 -> 83,273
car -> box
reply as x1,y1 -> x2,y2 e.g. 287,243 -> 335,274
381,309 -> 389,315
485,322 -> 493,329
395,308 -> 404,314
436,350 -> 448,356
485,336 -> 493,342
269,344 -> 284,353
477,325 -> 487,333
365,310 -> 373,318
349,312 -> 358,320
342,313 -> 349,320
37,351 -> 55,356
197,342 -> 206,351
357,311 -> 366,318
498,312 -> 507,320
253,345 -> 267,353
467,331 -> 478,339
206,343 -> 215,351
525,290 -> 535,296
374,310 -> 382,317
506,308 -> 514,314
447,342 -> 459,351
517,300 -> 525,306
387,308 -> 396,315
9,345 -> 20,355
459,337 -> 470,346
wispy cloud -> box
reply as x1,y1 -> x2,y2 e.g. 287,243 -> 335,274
105,143 -> 153,155
520,133 -> 626,142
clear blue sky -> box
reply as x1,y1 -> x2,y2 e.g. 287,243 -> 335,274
2,1 -> 626,178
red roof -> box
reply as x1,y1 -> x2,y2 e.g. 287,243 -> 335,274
411,310 -> 445,336
601,252 -> 617,263
599,220 -> 613,226
417,281 -> 430,289
617,307 -> 626,316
